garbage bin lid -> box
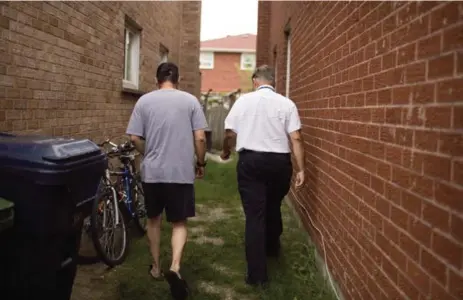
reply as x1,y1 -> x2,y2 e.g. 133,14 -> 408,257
0,134 -> 103,184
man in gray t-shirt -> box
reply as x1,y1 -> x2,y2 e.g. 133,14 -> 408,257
127,62 -> 207,299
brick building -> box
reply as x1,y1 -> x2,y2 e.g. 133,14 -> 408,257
0,1 -> 201,140
200,34 -> 256,93
257,2 -> 462,300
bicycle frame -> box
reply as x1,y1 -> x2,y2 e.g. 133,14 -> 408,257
121,165 -> 134,216
96,139 -> 139,220
103,169 -> 121,226
115,154 -> 138,218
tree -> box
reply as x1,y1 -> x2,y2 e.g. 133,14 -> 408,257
235,63 -> 254,92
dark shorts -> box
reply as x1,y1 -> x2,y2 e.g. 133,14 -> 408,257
142,182 -> 195,223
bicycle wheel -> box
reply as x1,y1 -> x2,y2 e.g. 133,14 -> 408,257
131,173 -> 147,235
90,181 -> 129,267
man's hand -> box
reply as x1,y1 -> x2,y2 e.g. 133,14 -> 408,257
130,135 -> 145,155
220,150 -> 231,161
195,166 -> 205,179
295,171 -> 305,188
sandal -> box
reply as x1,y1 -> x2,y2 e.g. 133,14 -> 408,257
165,270 -> 189,300
148,265 -> 164,281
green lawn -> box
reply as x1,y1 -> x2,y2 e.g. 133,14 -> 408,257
101,159 -> 336,300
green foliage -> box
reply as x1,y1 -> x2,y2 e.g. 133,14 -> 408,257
235,63 -> 254,92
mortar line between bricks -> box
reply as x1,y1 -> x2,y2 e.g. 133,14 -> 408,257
296,161 -> 429,299
292,195 -> 382,300
292,21 -> 462,92
303,102 -> 463,110
303,150 -> 463,291
306,138 -> 463,222
292,2 -> 350,51
293,3 -> 458,79
295,2 -> 388,60
262,2 -> 463,299
304,137 -> 463,243
301,117 -> 463,135
302,122 -> 463,186
289,190 -> 390,300
291,62 -> 463,97
4,26 -> 123,66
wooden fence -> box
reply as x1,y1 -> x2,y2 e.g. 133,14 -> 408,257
203,89 -> 240,151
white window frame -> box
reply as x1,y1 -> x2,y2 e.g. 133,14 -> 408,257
285,35 -> 291,98
160,44 -> 169,64
160,53 -> 168,63
123,25 -> 141,90
200,51 -> 214,69
240,52 -> 256,70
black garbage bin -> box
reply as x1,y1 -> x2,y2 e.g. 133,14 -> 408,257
0,134 -> 107,300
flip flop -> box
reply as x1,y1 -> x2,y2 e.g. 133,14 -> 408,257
148,265 -> 164,281
164,270 -> 189,300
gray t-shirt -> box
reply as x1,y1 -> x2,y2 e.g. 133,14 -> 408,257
126,89 -> 208,184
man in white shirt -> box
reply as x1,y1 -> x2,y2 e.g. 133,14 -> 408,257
220,65 -> 305,286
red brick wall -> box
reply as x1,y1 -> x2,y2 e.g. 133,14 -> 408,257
256,1 -> 271,67
200,52 -> 252,93
0,1 -> 201,140
257,2 -> 463,300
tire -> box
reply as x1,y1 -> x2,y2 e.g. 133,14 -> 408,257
131,174 -> 147,235
90,182 -> 129,267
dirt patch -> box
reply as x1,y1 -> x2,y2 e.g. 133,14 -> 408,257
72,231 -> 114,300
191,206 -> 231,222
71,263 -> 113,300
211,263 -> 239,277
189,219 -> 225,246
189,226 -> 205,235
192,236 -> 224,246
198,281 -> 250,300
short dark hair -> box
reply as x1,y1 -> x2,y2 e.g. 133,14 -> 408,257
156,62 -> 179,84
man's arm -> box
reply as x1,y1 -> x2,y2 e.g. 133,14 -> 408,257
221,129 -> 236,158
289,130 -> 305,172
191,99 -> 208,165
194,130 -> 206,165
130,135 -> 145,155
126,100 -> 145,155
221,99 -> 240,158
286,104 -> 305,187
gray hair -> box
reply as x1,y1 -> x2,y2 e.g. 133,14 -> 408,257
252,65 -> 275,85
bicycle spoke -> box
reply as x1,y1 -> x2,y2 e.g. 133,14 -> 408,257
96,197 -> 126,261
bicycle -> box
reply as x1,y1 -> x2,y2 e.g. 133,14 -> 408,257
89,139 -> 146,267
108,140 -> 147,235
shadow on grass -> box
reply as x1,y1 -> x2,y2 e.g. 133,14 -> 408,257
101,160 -> 336,300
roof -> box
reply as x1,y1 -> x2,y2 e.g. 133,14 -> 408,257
200,34 -> 256,53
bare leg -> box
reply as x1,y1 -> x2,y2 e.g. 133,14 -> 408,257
147,215 -> 162,277
170,221 -> 187,274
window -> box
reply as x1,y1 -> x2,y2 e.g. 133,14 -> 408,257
200,52 -> 214,69
160,44 -> 169,64
285,35 -> 291,98
240,53 -> 256,70
123,24 -> 141,90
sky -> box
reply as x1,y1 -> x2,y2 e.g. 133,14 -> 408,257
200,0 -> 258,41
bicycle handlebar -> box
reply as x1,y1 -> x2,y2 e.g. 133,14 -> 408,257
96,139 -> 135,155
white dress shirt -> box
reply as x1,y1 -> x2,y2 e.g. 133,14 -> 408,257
224,85 -> 302,153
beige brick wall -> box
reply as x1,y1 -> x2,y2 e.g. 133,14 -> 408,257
0,1 -> 201,142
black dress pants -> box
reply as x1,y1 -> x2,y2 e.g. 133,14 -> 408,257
237,149 -> 292,283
